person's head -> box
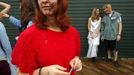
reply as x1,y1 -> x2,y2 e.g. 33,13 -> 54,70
34,0 -> 70,31
103,4 -> 112,14
20,0 -> 35,26
91,8 -> 100,21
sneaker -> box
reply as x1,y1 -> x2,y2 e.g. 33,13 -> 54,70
113,61 -> 119,67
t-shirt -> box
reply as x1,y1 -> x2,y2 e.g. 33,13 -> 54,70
102,11 -> 122,40
11,23 -> 80,75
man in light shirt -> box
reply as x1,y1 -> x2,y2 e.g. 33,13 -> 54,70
101,4 -> 122,67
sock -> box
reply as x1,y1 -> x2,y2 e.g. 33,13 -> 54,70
114,51 -> 118,61
108,50 -> 112,59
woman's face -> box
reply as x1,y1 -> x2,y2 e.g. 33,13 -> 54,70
38,0 -> 58,16
96,9 -> 100,16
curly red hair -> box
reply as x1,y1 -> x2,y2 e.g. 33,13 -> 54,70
34,0 -> 70,31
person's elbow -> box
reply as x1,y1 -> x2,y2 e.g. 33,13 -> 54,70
7,4 -> 11,11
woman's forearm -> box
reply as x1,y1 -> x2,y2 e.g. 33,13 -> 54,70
88,18 -> 91,32
0,2 -> 11,13
33,67 -> 48,75
17,67 -> 29,75
9,16 -> 22,28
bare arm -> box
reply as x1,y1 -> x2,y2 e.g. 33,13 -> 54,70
0,2 -> 11,13
18,65 -> 69,75
33,65 -> 69,75
95,18 -> 101,34
116,17 -> 122,41
33,67 -> 48,75
118,21 -> 122,35
17,67 -> 29,75
88,18 -> 91,32
95,25 -> 101,34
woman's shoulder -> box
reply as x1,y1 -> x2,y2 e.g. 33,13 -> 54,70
68,26 -> 80,35
88,17 -> 91,20
98,17 -> 101,22
68,26 -> 77,31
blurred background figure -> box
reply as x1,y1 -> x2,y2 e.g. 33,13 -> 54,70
0,2 -> 16,75
101,4 -> 122,67
2,0 -> 35,40
87,8 -> 101,62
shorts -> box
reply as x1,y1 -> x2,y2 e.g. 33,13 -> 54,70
104,39 -> 117,51
0,60 -> 11,75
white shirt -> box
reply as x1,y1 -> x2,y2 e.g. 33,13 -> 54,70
109,11 -> 122,23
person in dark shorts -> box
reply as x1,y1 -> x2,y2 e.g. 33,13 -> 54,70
101,4 -> 122,67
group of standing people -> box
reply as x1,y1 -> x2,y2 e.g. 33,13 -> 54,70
87,4 -> 122,67
0,0 -> 123,75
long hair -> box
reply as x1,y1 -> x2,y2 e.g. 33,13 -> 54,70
20,0 -> 35,27
34,0 -> 70,31
90,8 -> 100,21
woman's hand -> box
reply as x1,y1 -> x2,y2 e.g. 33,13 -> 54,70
1,13 -> 9,18
69,56 -> 82,71
0,13 -> 4,20
41,65 -> 69,75
93,31 -> 100,38
92,33 -> 98,38
90,31 -> 94,39
0,13 -> 9,20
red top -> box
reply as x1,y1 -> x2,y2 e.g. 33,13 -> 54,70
11,23 -> 80,75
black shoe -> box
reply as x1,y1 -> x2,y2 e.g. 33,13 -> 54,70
113,61 -> 119,67
91,57 -> 96,62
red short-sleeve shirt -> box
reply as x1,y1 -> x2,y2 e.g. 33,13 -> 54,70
11,23 -> 80,75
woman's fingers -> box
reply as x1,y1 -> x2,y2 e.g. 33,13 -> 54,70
54,65 -> 69,75
56,70 -> 69,75
46,65 -> 69,75
73,58 -> 82,71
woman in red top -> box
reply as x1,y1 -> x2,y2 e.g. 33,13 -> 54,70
11,0 -> 82,75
